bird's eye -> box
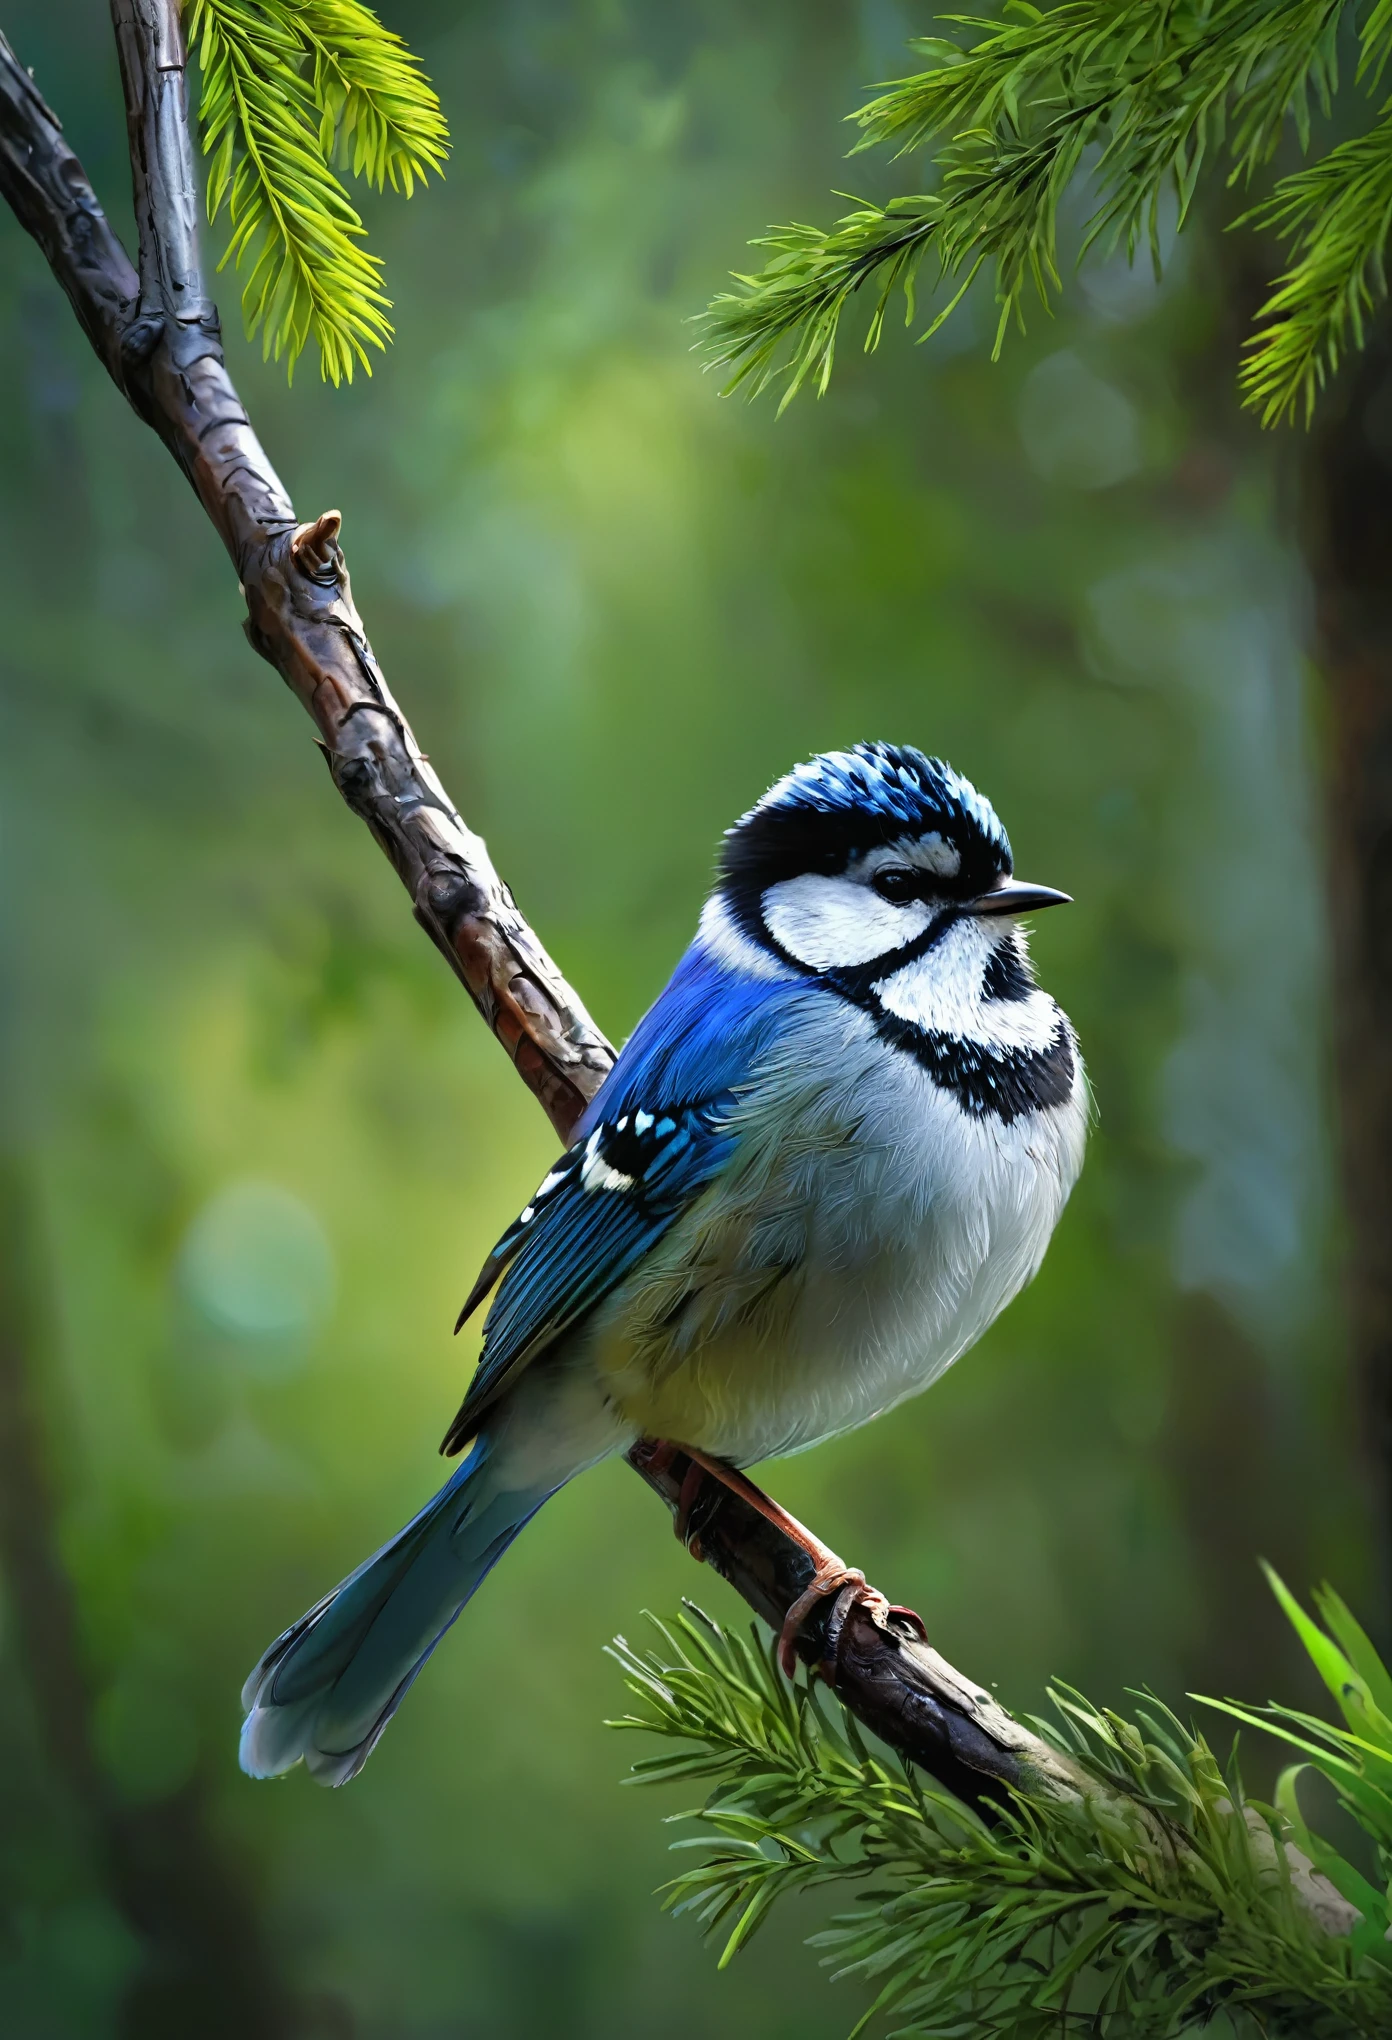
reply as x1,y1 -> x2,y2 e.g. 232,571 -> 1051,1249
870,867 -> 919,905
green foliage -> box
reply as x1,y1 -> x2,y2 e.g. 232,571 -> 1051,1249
704,0 -> 1392,423
1204,1567 -> 1392,1965
611,1598 -> 1392,2037
184,0 -> 448,382
1238,107 -> 1392,419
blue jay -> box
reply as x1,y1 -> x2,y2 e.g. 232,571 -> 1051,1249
240,743 -> 1087,1784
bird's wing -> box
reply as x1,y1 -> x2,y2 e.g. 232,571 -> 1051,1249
441,941 -> 813,1454
441,1102 -> 736,1452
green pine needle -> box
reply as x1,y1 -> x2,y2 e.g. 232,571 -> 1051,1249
704,0 -> 1392,426
294,0 -> 450,198
612,1594 -> 1392,2036
184,0 -> 448,384
1239,112 -> 1392,422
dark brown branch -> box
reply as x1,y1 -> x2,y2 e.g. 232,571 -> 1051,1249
0,16 -> 1362,1928
111,0 -> 207,335
627,1440 -> 1084,1810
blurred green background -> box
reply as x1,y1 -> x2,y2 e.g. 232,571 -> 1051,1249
0,2 -> 1376,2035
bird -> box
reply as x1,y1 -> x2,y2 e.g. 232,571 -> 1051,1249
240,742 -> 1088,1785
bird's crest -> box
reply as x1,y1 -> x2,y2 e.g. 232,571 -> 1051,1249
721,742 -> 1012,899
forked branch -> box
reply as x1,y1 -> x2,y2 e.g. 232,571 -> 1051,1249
0,6 -> 1361,1917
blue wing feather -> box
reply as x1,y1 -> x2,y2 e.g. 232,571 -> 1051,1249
575,940 -> 800,1130
442,940 -> 815,1452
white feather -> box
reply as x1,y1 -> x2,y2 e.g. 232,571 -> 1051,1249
873,920 -> 1059,1053
581,1131 -> 635,1193
697,894 -> 798,980
762,874 -> 931,970
757,837 -> 974,974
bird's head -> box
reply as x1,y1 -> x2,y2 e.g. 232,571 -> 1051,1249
714,743 -> 1069,1012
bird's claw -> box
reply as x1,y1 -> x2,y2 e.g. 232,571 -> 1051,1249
779,1565 -> 885,1677
780,1579 -> 930,1677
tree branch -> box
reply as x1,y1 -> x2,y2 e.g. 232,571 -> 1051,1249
2,8 -> 614,1141
626,1439 -> 1105,1813
0,12 -> 1360,1928
623,1438 -> 1357,1940
111,0 -> 208,345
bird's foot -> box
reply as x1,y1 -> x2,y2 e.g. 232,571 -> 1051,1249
664,1444 -> 831,1565
817,1580 -> 929,1673
779,1564 -> 881,1676
777,1570 -> 929,1676
639,1441 -> 930,1676
634,1439 -> 716,1551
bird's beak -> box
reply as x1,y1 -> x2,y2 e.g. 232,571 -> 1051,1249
966,878 -> 1072,917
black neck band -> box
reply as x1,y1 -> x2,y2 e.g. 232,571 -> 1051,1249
721,886 -> 1074,1125
870,1008 -> 1075,1124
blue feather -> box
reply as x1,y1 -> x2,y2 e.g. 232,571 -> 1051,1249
240,1438 -> 552,1785
740,742 -> 1012,863
443,940 -> 822,1450
578,939 -> 811,1127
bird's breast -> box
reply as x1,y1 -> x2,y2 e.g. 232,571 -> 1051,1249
589,997 -> 1087,1464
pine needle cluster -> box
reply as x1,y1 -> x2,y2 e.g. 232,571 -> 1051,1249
610,1572 -> 1392,2036
184,0 -> 448,382
703,0 -> 1392,424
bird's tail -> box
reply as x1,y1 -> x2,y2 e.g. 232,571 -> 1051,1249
240,1437 -> 552,1786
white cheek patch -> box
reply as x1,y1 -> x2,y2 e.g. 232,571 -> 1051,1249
762,874 -> 932,971
873,921 -> 1058,1053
